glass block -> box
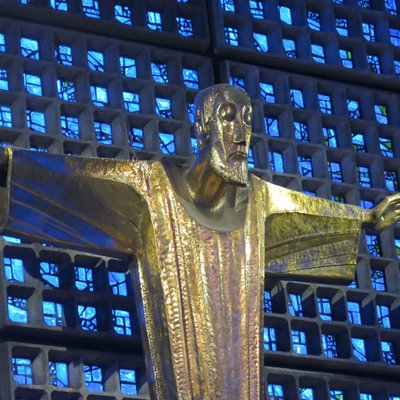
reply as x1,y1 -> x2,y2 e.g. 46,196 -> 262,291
249,0 -> 264,19
224,26 -> 239,46
386,0 -> 398,14
290,88 -> 304,108
112,309 -> 132,335
294,121 -> 308,141
61,115 -> 79,139
159,132 -> 176,154
322,334 -> 338,358
177,17 -> 193,37
4,257 -> 24,283
115,4 -> 132,25
384,170 -> 398,191
8,296 -> 28,323
279,6 -> 292,24
371,269 -> 386,291
120,369 -> 137,395
55,44 -> 72,65
300,388 -> 314,400
288,293 -> 303,317
156,97 -> 172,118
347,99 -> 360,118
318,94 -> 332,114
75,266 -> 94,291
379,137 -> 394,157
120,56 -> 136,78
376,304 -> 391,328
78,304 -> 98,331
366,233 -> 381,256
43,301 -> 65,327
382,341 -> 397,364
87,50 -> 105,72
23,73 -> 42,96
260,82 -> 275,102
84,364 -> 103,391
57,79 -> 76,102
263,326 -> 277,351
308,11 -> 321,31
269,151 -> 284,172
357,166 -> 371,187
123,91 -> 140,113
352,337 -> 367,361
311,44 -> 325,63
283,38 -> 296,58
248,148 -> 255,168
264,290 -> 272,313
108,271 -> 128,296
292,330 -> 307,354
362,23 -> 376,41
367,54 -> 381,74
347,301 -> 362,324
82,0 -> 100,19
298,156 -> 313,177
94,121 -> 112,144
340,50 -> 353,69
352,133 -> 366,152
26,110 -> 45,133
336,18 -> 348,36
390,28 -> 400,47
90,85 -> 108,107
20,37 -> 39,60
375,104 -> 388,124
253,33 -> 268,52
183,68 -> 199,89
50,0 -> 68,11
268,383 -> 284,399
49,361 -> 69,387
0,105 -> 12,128
40,262 -> 60,287
220,0 -> 236,12
151,62 -> 168,83
230,76 -> 245,90
323,127 -> 337,147
147,11 -> 163,31
328,161 -> 343,182
0,69 -> 8,90
12,357 -> 33,384
317,297 -> 332,321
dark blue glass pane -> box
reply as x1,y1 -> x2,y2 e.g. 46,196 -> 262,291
61,115 -> 80,139
120,369 -> 137,395
112,309 -> 132,335
108,271 -> 128,296
78,305 -> 98,331
49,361 -> 69,387
94,121 -> 112,144
84,365 -> 103,391
115,4 -> 132,25
160,132 -> 176,154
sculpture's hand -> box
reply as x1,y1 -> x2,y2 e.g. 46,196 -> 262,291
363,193 -> 400,230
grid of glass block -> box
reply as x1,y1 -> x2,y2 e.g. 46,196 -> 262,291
0,341 -> 145,399
213,0 -> 400,84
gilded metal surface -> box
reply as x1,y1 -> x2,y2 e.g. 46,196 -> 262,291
0,85 -> 399,399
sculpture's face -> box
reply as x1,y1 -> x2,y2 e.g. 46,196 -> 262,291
198,87 -> 252,186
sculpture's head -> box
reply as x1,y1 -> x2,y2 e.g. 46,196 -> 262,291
194,84 -> 252,186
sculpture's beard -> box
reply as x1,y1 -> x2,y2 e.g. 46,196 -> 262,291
210,145 -> 248,186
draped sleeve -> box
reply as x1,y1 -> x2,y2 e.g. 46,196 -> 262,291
0,148 -> 149,257
264,183 -> 363,284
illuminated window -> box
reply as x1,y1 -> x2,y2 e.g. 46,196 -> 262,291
23,73 -> 42,96
123,91 -> 140,112
298,156 -> 313,177
87,50 -> 104,72
268,384 -> 284,400
263,327 -> 277,351
336,18 -> 348,36
159,132 -> 176,154
220,0 -> 236,12
292,330 -> 307,354
294,121 -> 308,141
120,369 -> 137,396
264,291 -> 272,313
43,301 -> 65,327
12,357 -> 33,384
382,341 -> 397,364
26,109 -> 46,133
21,37 -> 39,60
114,4 -> 131,25
177,17 -> 193,37
8,296 -> 28,323
362,22 -> 376,41
108,271 -> 128,296
360,394 -> 373,400
357,165 -> 371,187
360,199 -> 374,209
84,364 -> 103,391
40,262 -> 59,287
300,388 -> 314,400
112,309 -> 132,335
90,85 -> 108,107
352,337 -> 367,361
288,293 -> 303,317
49,361 -> 68,387
347,99 -> 360,118
230,76 -> 245,90
225,26 -> 239,46
367,54 -> 381,74
61,115 -> 79,139
330,390 -> 344,400
156,97 -> 172,118
386,0 -> 398,13
75,266 -> 94,291
147,11 -> 162,31
187,102 -> 195,123
318,94 -> 332,114
366,233 -> 381,256
57,79 -> 76,102
78,305 -> 97,331
260,82 -> 275,102
323,127 -> 337,147
249,1 -> 264,19
0,33 -> 5,52
253,33 -> 268,52
152,62 -> 168,83
322,334 -> 338,358
328,161 -> 343,182
183,68 -> 199,89
248,148 -> 255,168
290,88 -> 304,108
390,28 -> 400,46
82,0 -> 100,19
384,170 -> 398,191
265,117 -> 279,136
359,0 -> 371,8
269,151 -> 284,172
120,56 -> 136,78
375,104 -> 388,124
279,6 -> 292,25
0,69 -> 8,90
55,44 -> 72,65
347,301 -> 362,324
352,133 -> 366,152
340,50 -> 353,69
371,269 -> 386,291
317,297 -> 332,321
283,38 -> 296,58
376,304 -> 391,328
307,11 -> 321,31
128,127 -> 144,150
311,44 -> 325,63
379,137 -> 394,157
94,121 -> 112,144
4,257 -> 24,282
50,0 -> 67,11
0,105 -> 12,128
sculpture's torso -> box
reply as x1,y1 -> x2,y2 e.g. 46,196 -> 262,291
137,162 -> 267,400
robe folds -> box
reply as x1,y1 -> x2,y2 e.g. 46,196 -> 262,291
0,148 -> 363,400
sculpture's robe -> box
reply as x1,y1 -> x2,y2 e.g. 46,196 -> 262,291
0,149 -> 363,400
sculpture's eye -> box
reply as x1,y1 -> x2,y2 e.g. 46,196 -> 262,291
243,106 -> 252,126
220,103 -> 237,122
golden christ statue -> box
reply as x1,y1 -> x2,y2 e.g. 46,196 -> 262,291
0,84 -> 399,400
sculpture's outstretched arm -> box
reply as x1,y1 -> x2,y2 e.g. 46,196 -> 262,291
361,193 -> 400,230
0,147 -> 148,257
